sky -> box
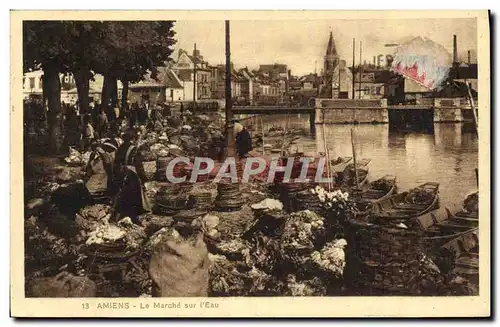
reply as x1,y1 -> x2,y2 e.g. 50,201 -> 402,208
172,18 -> 477,76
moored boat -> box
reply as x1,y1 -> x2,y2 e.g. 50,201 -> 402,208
338,159 -> 371,188
352,175 -> 397,218
371,182 -> 440,221
359,175 -> 397,203
416,193 -> 478,236
329,156 -> 353,173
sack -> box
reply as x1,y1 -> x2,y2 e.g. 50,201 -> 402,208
149,233 -> 209,297
27,272 -> 96,298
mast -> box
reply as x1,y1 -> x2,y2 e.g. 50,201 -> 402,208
193,43 -> 197,102
352,38 -> 355,99
359,40 -> 362,99
225,20 -> 235,158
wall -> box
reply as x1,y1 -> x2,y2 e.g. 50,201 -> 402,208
165,88 -> 184,102
315,99 -> 389,124
433,98 -> 464,122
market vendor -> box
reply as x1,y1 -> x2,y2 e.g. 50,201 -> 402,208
234,121 -> 253,159
110,128 -> 151,223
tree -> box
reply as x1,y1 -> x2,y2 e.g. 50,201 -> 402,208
92,21 -> 176,111
24,21 -> 70,154
23,21 -> 176,154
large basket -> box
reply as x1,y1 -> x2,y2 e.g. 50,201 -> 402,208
344,219 -> 424,294
142,161 -> 157,181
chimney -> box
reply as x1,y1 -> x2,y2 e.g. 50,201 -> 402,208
453,35 -> 458,63
468,50 -> 471,64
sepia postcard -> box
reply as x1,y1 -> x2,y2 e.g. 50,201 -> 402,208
10,10 -> 490,318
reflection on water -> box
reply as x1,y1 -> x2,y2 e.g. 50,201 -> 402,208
249,114 -> 478,209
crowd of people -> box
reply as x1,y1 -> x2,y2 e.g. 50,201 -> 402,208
23,98 -> 181,152
24,96 -> 255,224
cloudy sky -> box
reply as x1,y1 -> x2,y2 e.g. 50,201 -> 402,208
172,18 -> 477,76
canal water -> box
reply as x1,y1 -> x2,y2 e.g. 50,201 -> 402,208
242,114 -> 478,209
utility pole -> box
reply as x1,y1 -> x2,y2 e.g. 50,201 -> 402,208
352,38 -> 356,99
359,40 -> 362,99
193,43 -> 197,103
225,20 -> 235,158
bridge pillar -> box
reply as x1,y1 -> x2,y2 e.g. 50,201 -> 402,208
310,110 -> 316,135
434,98 -> 464,123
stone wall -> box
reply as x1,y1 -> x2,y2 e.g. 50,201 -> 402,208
315,99 -> 388,124
433,98 -> 464,123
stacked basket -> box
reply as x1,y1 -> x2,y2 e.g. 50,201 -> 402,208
153,183 -> 193,216
213,183 -> 244,211
344,219 -> 425,295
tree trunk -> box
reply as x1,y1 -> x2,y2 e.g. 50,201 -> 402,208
101,74 -> 112,111
110,76 -> 118,108
102,74 -> 118,108
121,80 -> 129,117
73,68 -> 90,115
43,66 -> 63,154
121,80 -> 129,110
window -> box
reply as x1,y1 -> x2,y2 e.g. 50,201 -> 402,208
39,77 -> 43,90
29,77 -> 35,89
364,87 -> 370,95
376,86 -> 382,95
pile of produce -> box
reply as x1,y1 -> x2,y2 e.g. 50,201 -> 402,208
310,239 -> 348,279
371,178 -> 395,193
280,210 -> 326,250
463,192 -> 479,213
406,188 -> 435,205
84,218 -> 147,255
64,147 -> 91,168
250,198 -> 284,212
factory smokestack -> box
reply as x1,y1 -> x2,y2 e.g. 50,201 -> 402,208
453,35 -> 458,64
468,50 -> 471,64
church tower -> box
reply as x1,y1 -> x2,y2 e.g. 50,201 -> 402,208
324,31 -> 339,74
320,31 -> 340,98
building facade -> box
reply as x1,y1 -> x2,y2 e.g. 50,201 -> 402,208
172,48 -> 212,101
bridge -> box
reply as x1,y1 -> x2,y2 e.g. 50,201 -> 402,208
231,97 -> 475,134
232,106 -> 314,114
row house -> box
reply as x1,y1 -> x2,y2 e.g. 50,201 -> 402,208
172,48 -> 212,101
209,64 -> 246,102
258,64 -> 289,81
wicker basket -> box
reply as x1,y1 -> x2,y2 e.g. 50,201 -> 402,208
142,161 -> 157,181
344,219 -> 425,294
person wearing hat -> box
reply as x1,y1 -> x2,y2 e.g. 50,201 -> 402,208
110,128 -> 151,223
233,121 -> 253,159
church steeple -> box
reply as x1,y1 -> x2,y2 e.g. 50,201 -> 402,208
324,31 -> 339,75
326,31 -> 337,56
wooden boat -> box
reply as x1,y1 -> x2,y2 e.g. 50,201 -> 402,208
329,156 -> 353,173
440,228 -> 479,285
359,175 -> 397,203
371,182 -> 440,220
417,201 -> 478,236
338,159 -> 371,188
345,158 -> 372,170
352,175 -> 397,218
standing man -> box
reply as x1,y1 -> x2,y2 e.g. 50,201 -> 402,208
97,109 -> 109,139
81,114 -> 95,152
234,121 -> 253,159
110,129 -> 151,224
